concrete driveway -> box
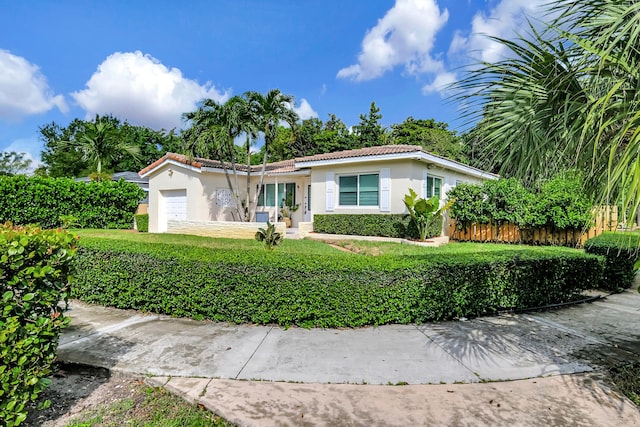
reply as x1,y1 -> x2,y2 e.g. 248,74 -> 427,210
57,284 -> 640,426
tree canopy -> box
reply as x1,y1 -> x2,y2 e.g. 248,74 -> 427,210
389,117 -> 467,163
455,0 -> 640,223
39,115 -> 183,178
0,152 -> 32,176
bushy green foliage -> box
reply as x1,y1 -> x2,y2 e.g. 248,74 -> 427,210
585,232 -> 640,291
527,175 -> 594,229
0,224 -> 77,426
403,189 -> 451,241
0,175 -> 144,229
313,214 -> 442,239
71,235 -> 603,328
134,214 -> 149,233
448,176 -> 593,230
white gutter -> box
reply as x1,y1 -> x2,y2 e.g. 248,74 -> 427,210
295,151 -> 498,180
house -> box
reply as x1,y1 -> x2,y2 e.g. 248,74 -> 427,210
139,145 -> 498,236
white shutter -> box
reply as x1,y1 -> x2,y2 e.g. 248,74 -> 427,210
380,168 -> 390,212
422,170 -> 428,198
326,172 -> 335,212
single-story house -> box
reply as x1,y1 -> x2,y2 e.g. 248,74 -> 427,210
139,145 -> 498,235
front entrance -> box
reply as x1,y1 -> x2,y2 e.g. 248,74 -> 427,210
304,181 -> 312,222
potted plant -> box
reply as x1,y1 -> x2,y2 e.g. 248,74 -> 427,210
280,193 -> 299,228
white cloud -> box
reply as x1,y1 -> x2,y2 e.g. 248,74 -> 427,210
294,98 -> 318,120
0,50 -> 67,121
422,70 -> 457,95
72,51 -> 230,130
337,0 -> 449,81
449,0 -> 549,63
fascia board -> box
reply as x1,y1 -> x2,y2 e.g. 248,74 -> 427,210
140,159 -> 202,178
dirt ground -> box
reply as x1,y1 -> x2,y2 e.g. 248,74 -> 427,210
23,363 -> 145,427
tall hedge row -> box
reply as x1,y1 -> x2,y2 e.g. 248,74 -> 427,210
0,175 -> 145,229
71,238 -> 603,328
313,214 -> 442,239
0,224 -> 77,426
585,232 -> 640,291
448,176 -> 594,230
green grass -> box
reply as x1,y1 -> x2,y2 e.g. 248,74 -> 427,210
73,229 -> 343,256
65,384 -> 231,427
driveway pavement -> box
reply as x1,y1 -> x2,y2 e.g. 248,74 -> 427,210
57,284 -> 640,426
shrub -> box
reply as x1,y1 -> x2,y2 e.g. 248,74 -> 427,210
134,214 -> 149,232
313,214 -> 442,239
0,175 -> 145,229
0,224 -> 77,426
71,237 -> 603,328
584,232 -> 640,291
448,175 -> 593,230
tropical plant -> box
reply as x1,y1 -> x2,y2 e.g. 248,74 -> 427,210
454,0 -> 640,226
183,90 -> 298,222
57,118 -> 141,180
403,188 -> 451,241
254,221 -> 282,250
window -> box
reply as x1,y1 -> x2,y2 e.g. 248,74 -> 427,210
257,183 -> 295,207
426,176 -> 442,199
339,173 -> 379,206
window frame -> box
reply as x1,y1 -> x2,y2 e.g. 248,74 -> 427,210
338,173 -> 380,207
426,175 -> 443,199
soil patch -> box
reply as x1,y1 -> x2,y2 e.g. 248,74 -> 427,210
23,363 -> 143,427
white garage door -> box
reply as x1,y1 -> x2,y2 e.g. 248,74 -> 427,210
161,189 -> 187,231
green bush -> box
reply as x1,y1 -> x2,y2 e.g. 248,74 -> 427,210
0,175 -> 145,229
448,175 -> 593,230
313,214 -> 442,239
134,214 -> 149,233
585,232 -> 640,291
1,224 -> 77,426
71,237 -> 603,328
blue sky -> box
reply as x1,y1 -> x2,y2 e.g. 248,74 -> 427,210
0,0 -> 549,168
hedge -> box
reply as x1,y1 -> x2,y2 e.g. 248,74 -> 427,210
0,175 -> 145,229
71,238 -> 603,328
313,214 -> 442,239
134,214 -> 149,232
1,224 -> 77,426
585,232 -> 640,292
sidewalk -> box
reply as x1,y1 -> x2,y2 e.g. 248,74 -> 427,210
57,286 -> 640,426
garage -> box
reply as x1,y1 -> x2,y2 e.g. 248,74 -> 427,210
160,189 -> 187,232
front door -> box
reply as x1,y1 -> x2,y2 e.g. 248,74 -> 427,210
304,182 -> 312,222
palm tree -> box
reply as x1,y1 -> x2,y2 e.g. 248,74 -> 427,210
245,90 -> 299,219
61,118 -> 140,181
455,0 -> 640,224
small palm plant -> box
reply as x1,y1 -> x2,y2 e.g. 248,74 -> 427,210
403,188 -> 452,241
255,221 -> 282,250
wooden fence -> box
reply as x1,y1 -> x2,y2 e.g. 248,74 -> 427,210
447,206 -> 618,247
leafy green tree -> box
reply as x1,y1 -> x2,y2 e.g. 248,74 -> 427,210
353,102 -> 386,147
0,152 -> 32,176
315,114 -> 356,153
58,120 -> 140,180
183,90 -> 299,221
454,0 -> 640,223
39,115 -> 180,177
389,117 -> 467,163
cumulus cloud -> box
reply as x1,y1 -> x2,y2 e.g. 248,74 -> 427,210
0,50 -> 67,121
449,0 -> 549,63
422,70 -> 457,95
294,98 -> 318,120
337,0 -> 449,81
72,51 -> 230,130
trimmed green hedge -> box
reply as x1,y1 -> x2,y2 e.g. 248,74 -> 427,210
71,237 -> 604,328
313,214 -> 442,239
1,224 -> 77,426
134,214 -> 149,232
0,175 -> 145,229
585,232 -> 640,291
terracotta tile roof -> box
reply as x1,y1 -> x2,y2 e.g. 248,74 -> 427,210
294,145 -> 424,163
139,153 -> 295,176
